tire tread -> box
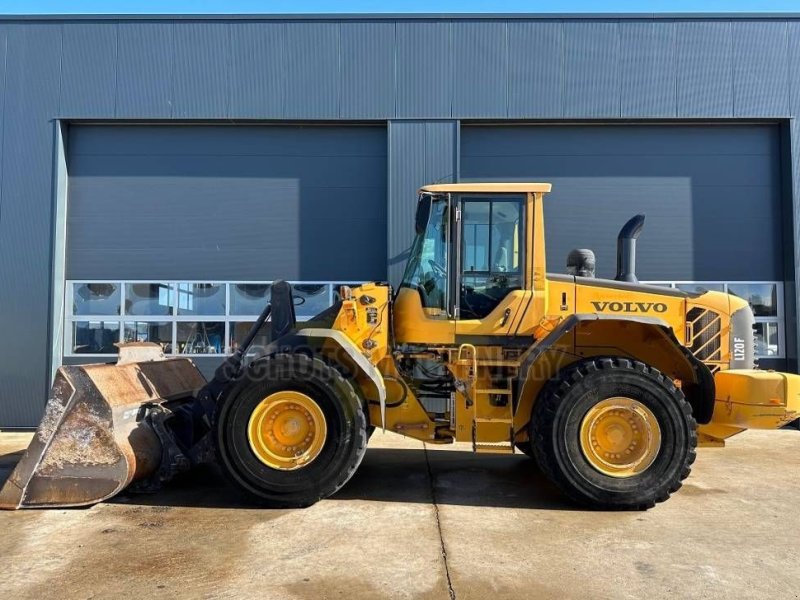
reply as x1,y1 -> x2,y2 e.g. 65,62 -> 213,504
214,353 -> 368,508
531,357 -> 697,510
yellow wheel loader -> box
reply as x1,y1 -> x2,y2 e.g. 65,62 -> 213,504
2,183 -> 798,510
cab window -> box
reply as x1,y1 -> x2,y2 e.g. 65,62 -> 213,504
460,198 -> 523,320
400,196 -> 450,316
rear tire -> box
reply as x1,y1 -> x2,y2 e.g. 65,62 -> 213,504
214,353 -> 368,507
531,357 -> 696,510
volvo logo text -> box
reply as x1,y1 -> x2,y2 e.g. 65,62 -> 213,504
591,301 -> 668,313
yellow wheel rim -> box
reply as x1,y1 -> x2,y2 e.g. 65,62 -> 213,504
579,397 -> 661,478
247,391 -> 327,471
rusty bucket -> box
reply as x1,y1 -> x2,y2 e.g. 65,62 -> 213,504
0,345 -> 206,509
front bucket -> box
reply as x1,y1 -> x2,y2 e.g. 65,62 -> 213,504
0,351 -> 206,509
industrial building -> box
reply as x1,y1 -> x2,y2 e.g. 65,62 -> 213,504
0,13 -> 796,426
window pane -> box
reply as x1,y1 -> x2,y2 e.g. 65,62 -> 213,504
229,321 -> 271,354
460,198 -> 524,320
73,283 -> 120,316
293,284 -> 331,318
125,283 -> 174,316
177,321 -> 225,354
754,322 -> 779,357
176,283 -> 225,316
124,321 -> 172,352
676,283 -> 724,294
727,283 -> 778,317
463,202 -> 490,273
400,197 -> 450,315
231,283 -> 271,316
491,201 -> 522,272
72,321 -> 119,354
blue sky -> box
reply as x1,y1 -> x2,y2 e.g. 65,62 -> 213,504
0,1 -> 799,15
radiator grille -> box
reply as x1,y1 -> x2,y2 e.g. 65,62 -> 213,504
686,307 -> 723,372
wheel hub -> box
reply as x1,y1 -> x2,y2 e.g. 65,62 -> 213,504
579,397 -> 661,478
247,391 -> 327,470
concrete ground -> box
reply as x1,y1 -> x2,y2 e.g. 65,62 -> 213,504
0,429 -> 798,600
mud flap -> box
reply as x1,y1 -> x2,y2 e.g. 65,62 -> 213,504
0,354 -> 206,509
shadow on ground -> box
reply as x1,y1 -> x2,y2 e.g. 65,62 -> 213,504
1,446 -> 575,512
337,447 -> 575,511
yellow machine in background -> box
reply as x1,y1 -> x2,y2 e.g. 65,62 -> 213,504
2,183 -> 797,511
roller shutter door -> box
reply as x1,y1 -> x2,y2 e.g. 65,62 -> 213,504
67,124 -> 387,281
461,124 -> 782,281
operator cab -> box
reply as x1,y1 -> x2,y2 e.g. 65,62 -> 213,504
396,183 -> 552,345
402,191 -> 524,319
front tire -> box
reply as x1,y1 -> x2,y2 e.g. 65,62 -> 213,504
531,357 -> 696,510
214,353 -> 368,507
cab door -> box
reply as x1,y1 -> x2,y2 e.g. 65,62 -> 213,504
454,194 -> 533,343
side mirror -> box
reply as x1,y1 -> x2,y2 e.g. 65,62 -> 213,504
415,194 -> 432,234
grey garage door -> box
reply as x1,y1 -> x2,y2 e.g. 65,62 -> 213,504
67,124 -> 387,281
461,124 -> 782,282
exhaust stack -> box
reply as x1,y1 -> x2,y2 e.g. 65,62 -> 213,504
615,214 -> 645,283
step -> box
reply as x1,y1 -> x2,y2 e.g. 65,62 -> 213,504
474,443 -> 515,455
454,359 -> 520,367
476,360 -> 521,367
474,417 -> 513,424
475,388 -> 512,395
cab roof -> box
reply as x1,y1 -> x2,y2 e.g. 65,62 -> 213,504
418,182 -> 552,194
